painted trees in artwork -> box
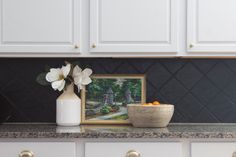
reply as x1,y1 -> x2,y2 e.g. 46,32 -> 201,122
85,78 -> 142,120
87,78 -> 141,104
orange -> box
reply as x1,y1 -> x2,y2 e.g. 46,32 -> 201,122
153,101 -> 160,105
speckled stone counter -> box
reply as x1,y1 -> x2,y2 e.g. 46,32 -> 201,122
0,123 -> 236,139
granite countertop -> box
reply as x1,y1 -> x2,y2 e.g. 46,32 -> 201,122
0,123 -> 236,139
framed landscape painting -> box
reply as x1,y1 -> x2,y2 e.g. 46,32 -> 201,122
81,74 -> 146,124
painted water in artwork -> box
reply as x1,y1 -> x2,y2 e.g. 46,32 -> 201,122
84,76 -> 144,121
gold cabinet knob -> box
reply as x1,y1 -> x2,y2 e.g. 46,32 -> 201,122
74,44 -> 79,49
19,150 -> 34,157
91,44 -> 96,48
232,151 -> 236,157
189,43 -> 194,48
126,150 -> 140,157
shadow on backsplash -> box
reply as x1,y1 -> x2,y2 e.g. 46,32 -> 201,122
1,58 -> 236,123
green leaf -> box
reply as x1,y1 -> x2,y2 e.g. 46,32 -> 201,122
69,60 -> 91,69
71,60 -> 81,66
44,65 -> 51,72
84,64 -> 92,68
36,72 -> 50,86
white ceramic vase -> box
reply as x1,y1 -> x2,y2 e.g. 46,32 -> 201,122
56,84 -> 81,126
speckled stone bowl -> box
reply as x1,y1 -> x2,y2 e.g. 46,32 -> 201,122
127,104 -> 174,128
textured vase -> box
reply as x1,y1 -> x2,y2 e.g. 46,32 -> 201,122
56,84 -> 81,126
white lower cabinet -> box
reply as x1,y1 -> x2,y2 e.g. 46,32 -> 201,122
3,141 -> 236,157
191,142 -> 236,157
0,142 -> 76,157
85,142 -> 182,157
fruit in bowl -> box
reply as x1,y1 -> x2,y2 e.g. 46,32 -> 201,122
143,101 -> 161,106
127,101 -> 174,128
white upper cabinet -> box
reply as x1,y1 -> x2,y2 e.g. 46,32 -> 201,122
187,0 -> 236,54
89,0 -> 178,54
2,0 -> 236,57
0,0 -> 81,55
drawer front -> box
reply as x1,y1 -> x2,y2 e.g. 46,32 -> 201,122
192,142 -> 236,157
0,142 -> 75,157
86,142 -> 182,157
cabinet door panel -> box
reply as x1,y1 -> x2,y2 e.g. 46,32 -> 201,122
86,142 -> 182,157
0,142 -> 76,157
90,0 -> 178,53
187,0 -> 236,53
192,142 -> 236,157
0,0 -> 81,53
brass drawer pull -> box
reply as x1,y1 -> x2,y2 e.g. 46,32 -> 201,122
19,150 -> 34,157
126,150 -> 140,157
91,44 -> 96,48
189,43 -> 194,48
74,44 -> 79,49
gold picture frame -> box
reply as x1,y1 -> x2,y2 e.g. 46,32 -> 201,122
81,74 -> 146,124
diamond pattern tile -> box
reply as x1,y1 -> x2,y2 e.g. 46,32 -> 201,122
176,63 -> 203,89
223,76 -> 236,103
130,59 -> 155,73
114,62 -> 139,74
224,59 -> 236,73
206,92 -> 236,122
192,108 -> 220,123
160,78 -> 188,103
1,58 -> 236,123
146,81 -> 158,101
94,58 -> 123,73
176,93 -> 204,120
207,62 -> 234,89
161,59 -> 186,74
191,77 -> 220,105
192,59 -> 218,74
146,62 -> 172,90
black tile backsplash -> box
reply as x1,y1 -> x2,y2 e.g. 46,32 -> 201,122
1,58 -> 236,123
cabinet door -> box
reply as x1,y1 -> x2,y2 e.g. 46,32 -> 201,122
187,0 -> 236,53
0,0 -> 81,54
90,0 -> 178,54
192,142 -> 236,157
0,142 -> 76,157
86,142 -> 182,157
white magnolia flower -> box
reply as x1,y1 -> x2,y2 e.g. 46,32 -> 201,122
73,65 -> 92,92
45,64 -> 71,91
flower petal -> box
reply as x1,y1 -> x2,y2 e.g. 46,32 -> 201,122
81,77 -> 92,85
45,68 -> 61,82
51,80 -> 65,91
73,74 -> 83,85
73,65 -> 82,77
57,80 -> 66,91
62,64 -> 71,78
82,68 -> 93,76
